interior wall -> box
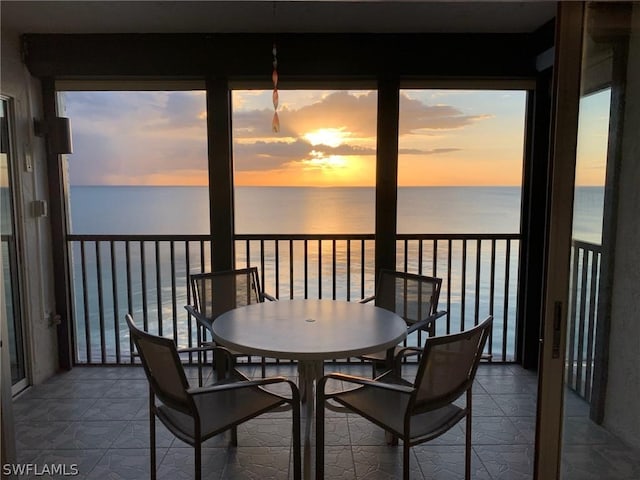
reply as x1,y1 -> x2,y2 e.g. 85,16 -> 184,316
604,3 -> 640,450
1,27 -> 59,385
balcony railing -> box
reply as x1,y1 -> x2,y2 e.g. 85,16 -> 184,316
566,239 -> 602,403
67,233 -> 521,365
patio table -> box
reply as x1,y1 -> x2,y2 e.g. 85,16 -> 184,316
212,298 -> 406,478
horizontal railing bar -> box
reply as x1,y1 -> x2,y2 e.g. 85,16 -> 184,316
68,234 -> 211,241
68,233 -> 520,242
571,239 -> 602,253
237,233 -> 375,241
398,233 -> 520,241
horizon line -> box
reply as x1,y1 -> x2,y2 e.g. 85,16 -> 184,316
69,184 -> 604,188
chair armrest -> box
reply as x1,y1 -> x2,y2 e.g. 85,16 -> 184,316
385,345 -> 434,375
317,372 -> 415,395
359,295 -> 375,304
184,304 -> 214,327
134,340 -> 223,358
391,346 -> 424,371
406,310 -> 447,335
187,376 -> 300,402
184,304 -> 198,317
184,305 -> 214,344
177,344 -> 234,362
176,345 -> 217,354
394,346 -> 423,358
262,291 -> 277,302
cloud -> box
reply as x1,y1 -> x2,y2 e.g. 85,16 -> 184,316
398,147 -> 462,155
65,91 -> 206,135
320,143 -> 376,156
233,107 -> 299,138
233,138 -> 377,172
233,91 -> 378,139
159,91 -> 206,130
67,131 -> 118,185
231,91 -> 476,174
286,91 -> 379,137
235,90 -> 489,138
64,91 -> 209,185
399,95 -> 491,133
63,89 -> 490,185
224,89 -> 479,176
234,139 -> 310,171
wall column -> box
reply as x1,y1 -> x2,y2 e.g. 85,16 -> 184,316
375,76 -> 400,279
207,76 -> 235,272
42,77 -> 73,370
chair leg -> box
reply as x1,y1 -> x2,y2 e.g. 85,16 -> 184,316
195,439 -> 202,480
214,349 -> 227,380
315,387 -> 325,479
196,326 -> 203,387
403,442 -> 410,480
292,397 -> 302,480
384,358 -> 400,446
230,426 -> 238,446
149,393 -> 156,480
465,391 -> 472,480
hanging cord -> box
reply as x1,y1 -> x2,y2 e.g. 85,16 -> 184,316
272,42 -> 279,133
271,1 -> 279,133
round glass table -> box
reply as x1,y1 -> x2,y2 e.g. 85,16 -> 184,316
212,298 -> 406,401
213,299 -> 407,478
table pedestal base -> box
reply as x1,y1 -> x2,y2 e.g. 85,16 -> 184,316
297,359 -> 324,480
297,359 -> 324,410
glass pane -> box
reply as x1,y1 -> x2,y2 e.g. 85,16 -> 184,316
59,90 -> 209,361
561,3 -> 640,478
1,98 -> 26,386
397,89 -> 526,234
397,89 -> 527,361
60,91 -> 209,235
572,89 -> 609,245
231,89 -> 377,299
232,89 -> 377,233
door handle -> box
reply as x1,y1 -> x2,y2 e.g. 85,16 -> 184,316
552,301 -> 562,359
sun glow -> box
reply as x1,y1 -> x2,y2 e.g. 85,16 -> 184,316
304,128 -> 347,147
304,153 -> 348,170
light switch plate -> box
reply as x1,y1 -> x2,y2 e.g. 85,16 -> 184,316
24,148 -> 33,172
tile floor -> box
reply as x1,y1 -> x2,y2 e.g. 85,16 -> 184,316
10,362 -> 640,479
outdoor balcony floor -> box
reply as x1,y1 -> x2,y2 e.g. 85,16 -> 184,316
12,363 -> 640,479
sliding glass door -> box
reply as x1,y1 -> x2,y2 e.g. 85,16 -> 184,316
1,97 -> 28,393
537,3 -> 640,478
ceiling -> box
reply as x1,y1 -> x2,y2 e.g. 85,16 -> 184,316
2,1 -> 557,35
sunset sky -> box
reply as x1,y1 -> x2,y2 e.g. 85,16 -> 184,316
61,87 -> 607,187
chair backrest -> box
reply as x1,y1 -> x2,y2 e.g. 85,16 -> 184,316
125,314 -> 194,415
190,267 -> 263,322
375,270 -> 442,325
411,316 -> 493,411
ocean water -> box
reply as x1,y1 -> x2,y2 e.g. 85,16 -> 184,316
67,185 -> 603,362
69,185 -> 603,240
